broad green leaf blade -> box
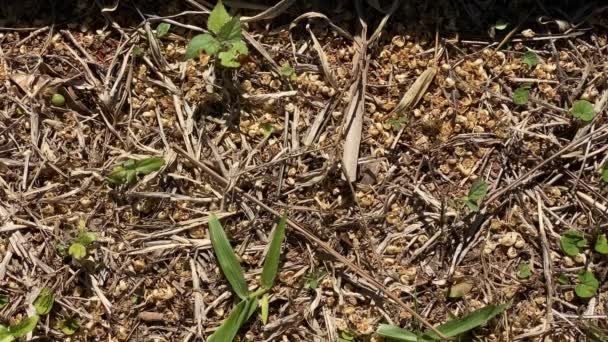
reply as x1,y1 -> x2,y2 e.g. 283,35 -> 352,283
261,213 -> 287,289
260,294 -> 269,325
468,180 -> 488,201
522,51 -> 539,68
207,0 -> 231,34
560,230 -> 587,256
424,303 -> 510,340
517,262 -> 532,279
571,100 -> 595,122
595,234 -> 608,255
0,295 -> 8,309
134,157 -> 165,175
512,86 -> 529,105
218,16 -> 241,41
464,199 -> 479,212
208,214 -> 249,299
9,315 -> 38,337
77,232 -> 96,246
106,167 -> 128,185
0,325 -> 14,342
156,22 -> 170,38
68,243 -> 87,260
185,34 -> 220,59
246,296 -> 258,320
33,287 -> 54,315
60,319 -> 80,335
575,271 -> 599,298
376,324 -> 425,342
208,299 -> 251,342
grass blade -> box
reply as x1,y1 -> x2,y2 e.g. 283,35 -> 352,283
260,294 -> 269,325
261,213 -> 287,289
376,324 -> 424,342
208,214 -> 249,299
424,303 -> 510,340
208,299 -> 251,342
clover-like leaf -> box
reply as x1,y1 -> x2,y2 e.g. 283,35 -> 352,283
560,230 -> 587,257
68,243 -> 87,260
8,315 -> 38,337
522,51 -> 539,68
207,0 -> 232,34
77,232 -> 96,246
186,34 -> 220,59
60,319 -> 80,335
156,22 -> 171,38
517,262 -> 531,279
280,63 -> 296,80
594,233 -> 608,255
513,85 -> 530,105
33,287 -> 54,315
571,100 -> 595,122
387,117 -> 408,132
575,271 -> 598,298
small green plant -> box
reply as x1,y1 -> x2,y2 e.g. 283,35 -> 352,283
387,116 -> 408,132
463,180 -> 488,212
59,319 -> 80,336
51,93 -> 65,107
376,303 -> 510,341
559,230 -> 587,257
571,100 -> 595,122
207,213 -> 287,341
522,51 -> 539,68
0,295 -> 8,309
280,63 -> 296,81
557,274 -> 569,285
0,288 -> 55,341
260,123 -> 274,138
185,0 -> 248,67
106,157 -> 165,186
517,262 -> 532,279
304,269 -> 326,290
156,22 -> 171,38
575,270 -> 599,298
512,83 -> 531,105
68,220 -> 97,261
595,233 -> 608,255
33,288 -> 54,315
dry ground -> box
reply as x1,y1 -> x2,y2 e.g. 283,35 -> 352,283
1,0 -> 608,341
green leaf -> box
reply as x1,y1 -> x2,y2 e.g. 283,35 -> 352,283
60,319 -> 80,335
77,232 -> 96,246
208,299 -> 251,342
134,157 -> 165,175
260,294 -> 269,325
207,0 -> 232,34
185,34 -> 220,59
8,315 -> 38,337
601,162 -> 608,183
208,214 -> 249,299
217,16 -> 241,42
575,271 -> 599,298
51,94 -> 65,106
280,64 -> 296,80
376,324 -> 424,342
560,230 -> 587,257
68,243 -> 87,260
557,274 -> 569,285
246,296 -> 258,320
260,123 -> 274,138
33,288 -> 54,315
595,234 -> 608,255
513,85 -> 530,105
261,213 -> 287,289
571,100 -> 596,122
522,51 -> 539,68
517,262 -> 532,279
464,199 -> 479,212
424,303 -> 510,340
106,167 -> 135,185
387,117 -> 408,132
218,40 -> 248,68
0,295 -> 8,309
156,22 -> 171,38
468,180 -> 488,201
304,270 -> 326,290
0,325 -> 14,342
494,20 -> 508,30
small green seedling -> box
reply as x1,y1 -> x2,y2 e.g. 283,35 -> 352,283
51,94 -> 65,107
185,0 -> 248,67
559,230 -> 587,257
463,180 -> 488,212
517,262 -> 532,279
522,51 -> 539,68
280,63 -> 296,81
304,269 -> 326,290
0,288 -> 55,341
594,234 -> 608,255
68,220 -> 97,261
557,274 -> 569,285
260,123 -> 274,138
387,116 -> 408,132
106,157 -> 165,186
575,270 -> 599,298
571,100 -> 595,122
207,213 -> 287,341
156,22 -> 171,38
59,319 -> 80,336
33,288 -> 54,315
512,83 -> 531,105
377,303 -> 510,341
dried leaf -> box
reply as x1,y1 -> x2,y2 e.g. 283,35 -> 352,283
391,67 -> 437,116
